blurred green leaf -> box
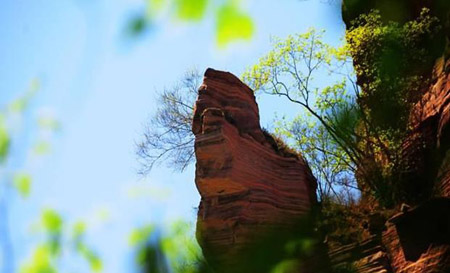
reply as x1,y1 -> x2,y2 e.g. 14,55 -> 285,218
8,79 -> 39,114
33,141 -> 51,155
88,254 -> 103,272
270,259 -> 301,273
149,0 -> 165,12
175,0 -> 208,21
127,15 -> 149,37
20,245 -> 57,273
42,209 -> 63,234
73,221 -> 86,239
9,97 -> 28,113
129,225 -> 155,246
216,3 -> 254,46
78,244 -> 103,272
29,78 -> 41,95
38,116 -> 60,131
0,120 -> 10,163
13,172 -> 32,198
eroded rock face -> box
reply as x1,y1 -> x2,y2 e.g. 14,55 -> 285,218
327,57 -> 450,273
409,57 -> 450,197
379,57 -> 450,273
192,68 -> 317,271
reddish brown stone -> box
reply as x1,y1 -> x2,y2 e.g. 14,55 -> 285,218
192,68 -> 317,270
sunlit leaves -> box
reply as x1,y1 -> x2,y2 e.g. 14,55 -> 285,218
77,244 -> 103,272
23,210 -> 103,273
41,209 -> 63,255
131,221 -> 208,273
13,172 -> 32,198
243,28 -> 360,202
346,8 -> 440,131
242,28 -> 331,99
126,0 -> 255,47
42,209 -> 63,234
72,220 -> 103,272
216,2 -> 254,46
344,8 -> 442,205
150,0 -> 166,12
175,0 -> 208,21
73,221 -> 87,239
20,245 -> 57,273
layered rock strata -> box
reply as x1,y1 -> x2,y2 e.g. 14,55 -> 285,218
192,68 -> 317,271
336,0 -> 450,270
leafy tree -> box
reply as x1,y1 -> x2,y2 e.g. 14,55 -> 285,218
138,30 -> 361,203
242,28 -> 363,203
344,7 -> 442,206
244,7 -> 442,207
139,9 -> 442,208
276,115 -> 358,202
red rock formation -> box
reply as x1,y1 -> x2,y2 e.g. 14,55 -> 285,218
192,68 -> 317,270
382,198 -> 450,273
329,58 -> 450,273
339,1 -> 450,270
378,57 -> 450,273
410,57 -> 450,197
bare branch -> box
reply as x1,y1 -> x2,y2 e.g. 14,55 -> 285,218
137,69 -> 201,175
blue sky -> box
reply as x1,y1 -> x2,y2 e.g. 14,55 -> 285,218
1,0 -> 345,272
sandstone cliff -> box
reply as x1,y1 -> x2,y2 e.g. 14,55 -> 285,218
191,57 -> 450,272
189,3 -> 450,272
332,1 -> 450,272
192,68 -> 318,271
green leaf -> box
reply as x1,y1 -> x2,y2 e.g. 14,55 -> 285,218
38,117 -> 60,131
175,0 -> 208,21
13,172 -> 32,198
216,3 -> 254,46
150,0 -> 165,11
33,141 -> 51,155
0,122 -> 10,163
19,245 -> 57,273
42,209 -> 63,234
73,221 -> 86,239
270,259 -> 301,273
129,225 -> 155,246
8,79 -> 39,114
9,97 -> 28,113
126,16 -> 149,37
88,254 -> 103,272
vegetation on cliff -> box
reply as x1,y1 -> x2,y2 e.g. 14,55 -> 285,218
136,2 -> 449,272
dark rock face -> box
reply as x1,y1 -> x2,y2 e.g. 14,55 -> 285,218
342,0 -> 450,26
191,68 -> 317,271
381,58 -> 450,273
327,57 -> 450,273
338,4 -> 450,271
409,57 -> 450,197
